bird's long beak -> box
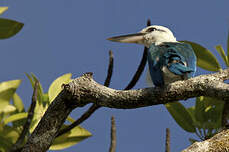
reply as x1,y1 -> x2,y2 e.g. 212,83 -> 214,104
107,33 -> 145,44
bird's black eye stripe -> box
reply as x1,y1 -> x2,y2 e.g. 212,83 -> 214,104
146,27 -> 157,32
146,27 -> 166,33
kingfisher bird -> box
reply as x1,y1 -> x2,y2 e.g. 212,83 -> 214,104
107,25 -> 196,87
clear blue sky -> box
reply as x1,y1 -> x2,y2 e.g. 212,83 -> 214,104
1,0 -> 229,151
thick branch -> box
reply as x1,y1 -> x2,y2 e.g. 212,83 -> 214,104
21,69 -> 229,151
182,129 -> 229,152
64,69 -> 229,109
21,90 -> 76,152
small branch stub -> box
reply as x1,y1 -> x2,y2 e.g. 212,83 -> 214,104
109,116 -> 117,152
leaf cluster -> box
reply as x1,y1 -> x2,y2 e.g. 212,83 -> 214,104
0,73 -> 91,151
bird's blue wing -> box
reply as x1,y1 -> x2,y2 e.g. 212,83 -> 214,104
147,44 -> 164,86
147,42 -> 196,86
163,47 -> 194,76
163,42 -> 196,78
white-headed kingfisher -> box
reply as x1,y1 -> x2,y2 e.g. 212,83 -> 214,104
107,25 -> 196,87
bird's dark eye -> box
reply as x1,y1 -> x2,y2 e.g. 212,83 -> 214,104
146,27 -> 157,32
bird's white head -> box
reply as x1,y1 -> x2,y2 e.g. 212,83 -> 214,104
107,25 -> 177,47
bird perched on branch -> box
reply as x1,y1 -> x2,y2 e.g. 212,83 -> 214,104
107,25 -> 196,87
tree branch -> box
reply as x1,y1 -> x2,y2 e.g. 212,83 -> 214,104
124,46 -> 148,90
182,129 -> 229,152
56,50 -> 114,137
104,50 -> 114,87
56,103 -> 100,137
10,81 -> 39,152
165,128 -> 170,152
109,116 -> 116,152
63,68 -> 229,109
21,90 -> 77,152
21,69 -> 229,151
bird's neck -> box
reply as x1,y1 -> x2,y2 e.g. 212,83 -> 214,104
144,36 -> 177,48
154,40 -> 177,46
146,40 -> 177,48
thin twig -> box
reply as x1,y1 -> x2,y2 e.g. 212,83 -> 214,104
10,81 -> 39,152
165,128 -> 170,152
104,50 -> 114,86
147,19 -> 151,27
57,50 -> 114,137
124,19 -> 151,90
57,103 -> 100,137
124,47 -> 148,90
109,116 -> 117,152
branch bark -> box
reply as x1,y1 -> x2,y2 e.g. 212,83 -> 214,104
10,81 -> 39,152
21,68 -> 229,151
165,128 -> 170,152
63,69 -> 229,109
182,129 -> 229,152
109,116 -> 116,152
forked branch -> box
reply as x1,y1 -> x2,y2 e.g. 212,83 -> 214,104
21,68 -> 229,152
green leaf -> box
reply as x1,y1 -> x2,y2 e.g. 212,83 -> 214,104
0,18 -> 24,39
186,106 -> 195,121
50,125 -> 91,150
3,112 -> 27,125
31,73 -> 44,103
25,73 -> 34,87
25,73 -> 43,104
0,7 -> 8,15
202,97 -> 224,129
165,102 -> 196,132
12,93 -> 24,112
0,80 -> 21,114
48,73 -> 72,102
195,96 -> 206,124
182,41 -> 221,71
67,116 -> 75,123
42,93 -> 49,103
0,80 -> 21,93
194,97 -> 223,130
0,125 -> 20,150
29,102 -> 48,132
0,79 -> 21,113
0,113 -> 4,123
31,73 -> 44,94
186,106 -> 201,128
215,45 -> 229,66
0,104 -> 16,115
0,80 -> 21,101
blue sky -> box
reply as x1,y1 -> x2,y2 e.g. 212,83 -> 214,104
1,0 -> 229,151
